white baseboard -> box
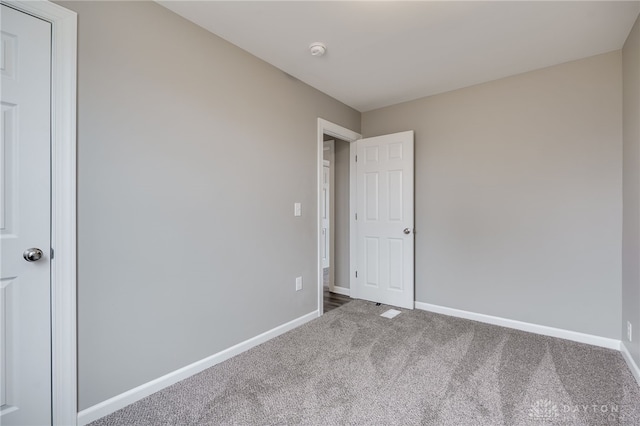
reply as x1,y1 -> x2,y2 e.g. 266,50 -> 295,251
414,302 -> 620,351
77,310 -> 318,425
331,286 -> 350,297
620,342 -> 640,387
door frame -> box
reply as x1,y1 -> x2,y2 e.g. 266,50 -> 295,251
2,1 -> 78,424
316,119 -> 361,314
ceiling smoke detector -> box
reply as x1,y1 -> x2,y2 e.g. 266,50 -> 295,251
309,42 -> 326,57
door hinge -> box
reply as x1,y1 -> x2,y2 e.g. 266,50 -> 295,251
355,271 -> 358,278
50,248 -> 54,259
355,155 -> 358,162
355,213 -> 358,220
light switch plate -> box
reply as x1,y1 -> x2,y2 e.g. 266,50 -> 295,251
295,276 -> 303,291
294,202 -> 302,217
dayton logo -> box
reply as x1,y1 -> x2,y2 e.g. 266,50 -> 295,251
529,399 -> 559,420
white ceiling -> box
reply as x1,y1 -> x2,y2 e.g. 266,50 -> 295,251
158,1 -> 640,112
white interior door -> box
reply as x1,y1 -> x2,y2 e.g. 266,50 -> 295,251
356,131 -> 414,309
0,5 -> 52,425
321,161 -> 330,269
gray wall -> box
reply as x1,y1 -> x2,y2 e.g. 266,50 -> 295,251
57,1 -> 360,410
362,52 -> 623,339
334,139 -> 351,289
623,14 -> 640,366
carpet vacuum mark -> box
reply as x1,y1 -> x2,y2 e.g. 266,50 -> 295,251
91,300 -> 640,425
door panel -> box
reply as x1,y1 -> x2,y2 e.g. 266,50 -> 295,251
356,131 -> 414,309
365,237 -> 379,287
388,170 -> 403,221
365,172 -> 380,221
388,238 -> 404,290
0,5 -> 52,425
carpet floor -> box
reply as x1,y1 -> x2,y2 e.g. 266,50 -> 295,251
91,300 -> 640,425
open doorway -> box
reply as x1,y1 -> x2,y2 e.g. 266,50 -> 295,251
322,136 -> 352,312
317,119 -> 361,315
318,120 -> 416,313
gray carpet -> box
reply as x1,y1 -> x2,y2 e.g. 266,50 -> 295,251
91,300 -> 640,425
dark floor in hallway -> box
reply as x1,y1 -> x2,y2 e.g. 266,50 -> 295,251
323,287 -> 351,313
323,268 -> 351,313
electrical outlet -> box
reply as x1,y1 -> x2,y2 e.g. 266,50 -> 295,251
628,321 -> 633,342
295,276 -> 303,291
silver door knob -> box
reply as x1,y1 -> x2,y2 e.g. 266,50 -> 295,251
403,228 -> 411,235
23,248 -> 43,262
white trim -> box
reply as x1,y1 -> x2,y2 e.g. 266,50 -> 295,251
621,342 -> 640,387
348,141 -> 357,299
317,119 -> 361,316
330,286 -> 350,297
415,302 -> 621,350
77,310 -> 318,425
2,1 -> 78,425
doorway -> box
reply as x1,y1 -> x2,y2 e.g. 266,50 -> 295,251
322,137 -> 352,312
317,119 -> 416,314
317,119 -> 360,314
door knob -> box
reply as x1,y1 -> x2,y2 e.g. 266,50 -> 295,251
403,228 -> 411,235
23,248 -> 43,262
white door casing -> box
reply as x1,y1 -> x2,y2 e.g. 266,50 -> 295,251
355,131 -> 414,309
1,5 -> 52,424
321,161 -> 330,269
